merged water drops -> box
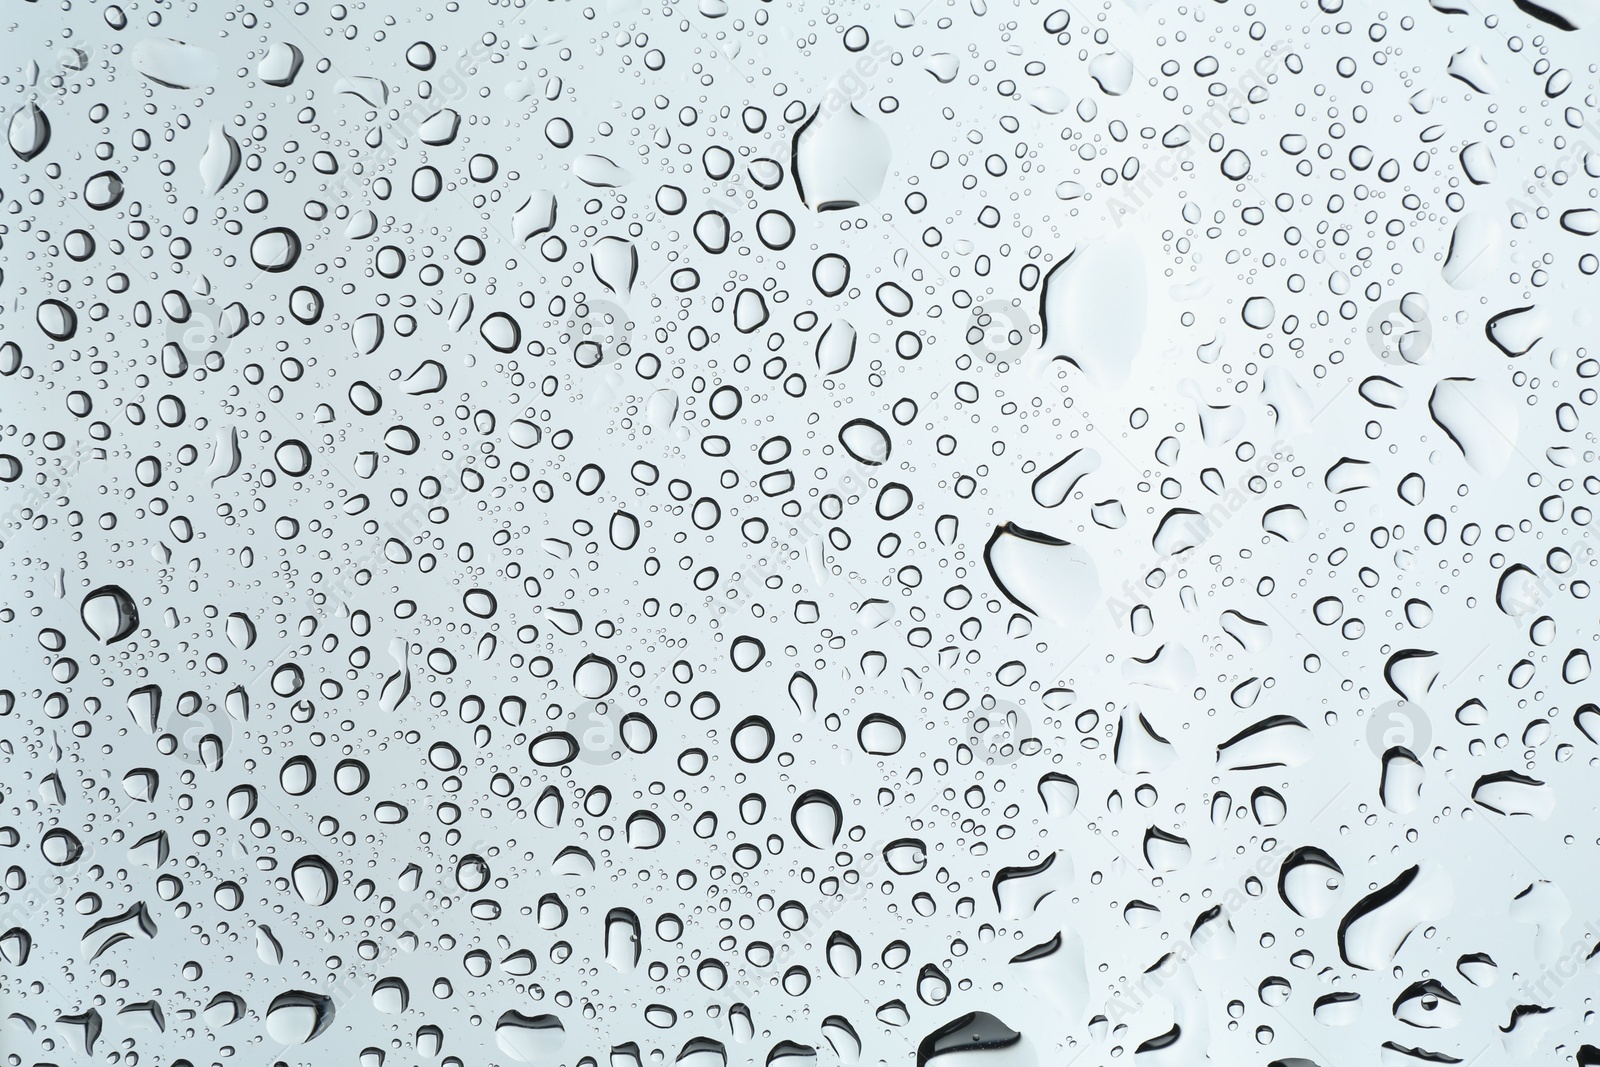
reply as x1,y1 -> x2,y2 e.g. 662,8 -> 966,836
79,585 -> 139,644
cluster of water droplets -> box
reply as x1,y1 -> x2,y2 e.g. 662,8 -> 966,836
3,1 -> 1600,1066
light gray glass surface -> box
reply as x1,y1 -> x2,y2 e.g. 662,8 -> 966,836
3,2 -> 1599,1066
